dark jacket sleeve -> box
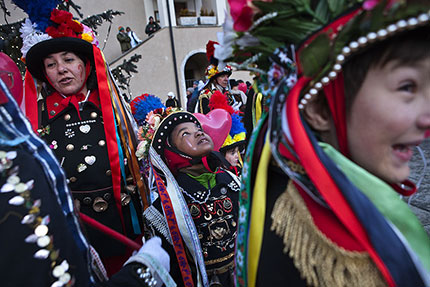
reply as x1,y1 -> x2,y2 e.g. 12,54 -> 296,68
117,32 -> 130,43
199,97 -> 210,114
145,24 -> 151,35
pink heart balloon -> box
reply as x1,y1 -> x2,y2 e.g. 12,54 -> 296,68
195,109 -> 232,151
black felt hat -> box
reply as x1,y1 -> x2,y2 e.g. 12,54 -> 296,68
151,111 -> 202,156
26,37 -> 94,82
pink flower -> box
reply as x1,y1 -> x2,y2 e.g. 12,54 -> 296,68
137,126 -> 144,141
228,0 -> 272,32
363,0 -> 398,10
146,112 -> 162,130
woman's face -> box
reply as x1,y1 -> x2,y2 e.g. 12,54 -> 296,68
224,146 -> 240,167
171,122 -> 214,157
347,58 -> 430,184
43,51 -> 87,96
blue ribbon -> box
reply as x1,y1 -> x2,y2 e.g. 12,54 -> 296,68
112,107 -> 141,235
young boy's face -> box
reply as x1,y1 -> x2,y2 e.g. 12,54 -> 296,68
224,146 -> 240,167
171,122 -> 214,157
347,58 -> 430,184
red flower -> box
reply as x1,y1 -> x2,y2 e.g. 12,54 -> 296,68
46,9 -> 83,38
68,19 -> 84,33
50,9 -> 73,24
206,40 -> 218,61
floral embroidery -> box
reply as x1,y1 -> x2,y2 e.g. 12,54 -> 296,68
37,125 -> 51,137
50,140 -> 58,150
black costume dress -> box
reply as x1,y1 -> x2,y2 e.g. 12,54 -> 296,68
39,91 -> 143,273
144,168 -> 240,287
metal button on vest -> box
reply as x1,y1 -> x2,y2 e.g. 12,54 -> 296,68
74,199 -> 81,211
90,112 -> 97,119
105,170 -> 112,176
66,144 -> 74,151
103,193 -> 111,201
64,114 -> 71,121
69,177 -> 77,183
82,197 -> 92,205
98,140 -> 106,147
93,197 -> 108,212
54,102 -> 59,107
50,110 -> 56,116
125,185 -> 136,194
120,193 -> 131,206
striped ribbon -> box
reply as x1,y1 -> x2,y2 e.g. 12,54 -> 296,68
150,147 -> 209,287
151,163 -> 195,287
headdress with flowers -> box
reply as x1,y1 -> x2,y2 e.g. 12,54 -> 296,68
135,107 -> 177,160
14,0 -> 98,59
221,1 -> 430,287
205,40 -> 233,81
130,93 -> 177,160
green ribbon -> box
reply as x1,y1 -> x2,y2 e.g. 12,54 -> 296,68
320,142 -> 430,272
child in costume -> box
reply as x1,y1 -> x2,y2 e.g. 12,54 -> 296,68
218,0 -> 430,286
140,111 -> 240,287
208,90 -> 246,175
14,1 -> 148,276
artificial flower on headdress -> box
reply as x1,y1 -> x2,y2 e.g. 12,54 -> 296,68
131,94 -> 178,159
130,93 -> 166,125
15,2 -> 100,58
135,107 -> 178,159
205,40 -> 233,80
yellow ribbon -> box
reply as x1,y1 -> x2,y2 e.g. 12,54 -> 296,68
248,136 -> 271,287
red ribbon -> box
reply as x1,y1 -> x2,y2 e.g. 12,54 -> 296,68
323,72 -> 349,156
80,212 -> 141,251
92,46 -> 125,233
60,93 -> 85,120
23,70 -> 39,132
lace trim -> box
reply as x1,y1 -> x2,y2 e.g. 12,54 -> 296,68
143,205 -> 172,245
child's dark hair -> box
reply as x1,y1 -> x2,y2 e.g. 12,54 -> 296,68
343,26 -> 429,111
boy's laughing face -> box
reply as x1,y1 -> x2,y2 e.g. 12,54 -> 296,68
347,58 -> 430,184
171,122 -> 214,157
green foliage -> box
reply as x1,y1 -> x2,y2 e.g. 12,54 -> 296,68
228,0 -> 429,77
299,33 -> 331,77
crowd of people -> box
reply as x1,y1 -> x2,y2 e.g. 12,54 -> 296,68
1,0 -> 430,287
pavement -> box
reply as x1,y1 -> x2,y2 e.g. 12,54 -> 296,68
407,138 -> 430,237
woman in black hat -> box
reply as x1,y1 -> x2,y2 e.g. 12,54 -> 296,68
22,9 -> 148,277
1,49 -> 173,287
